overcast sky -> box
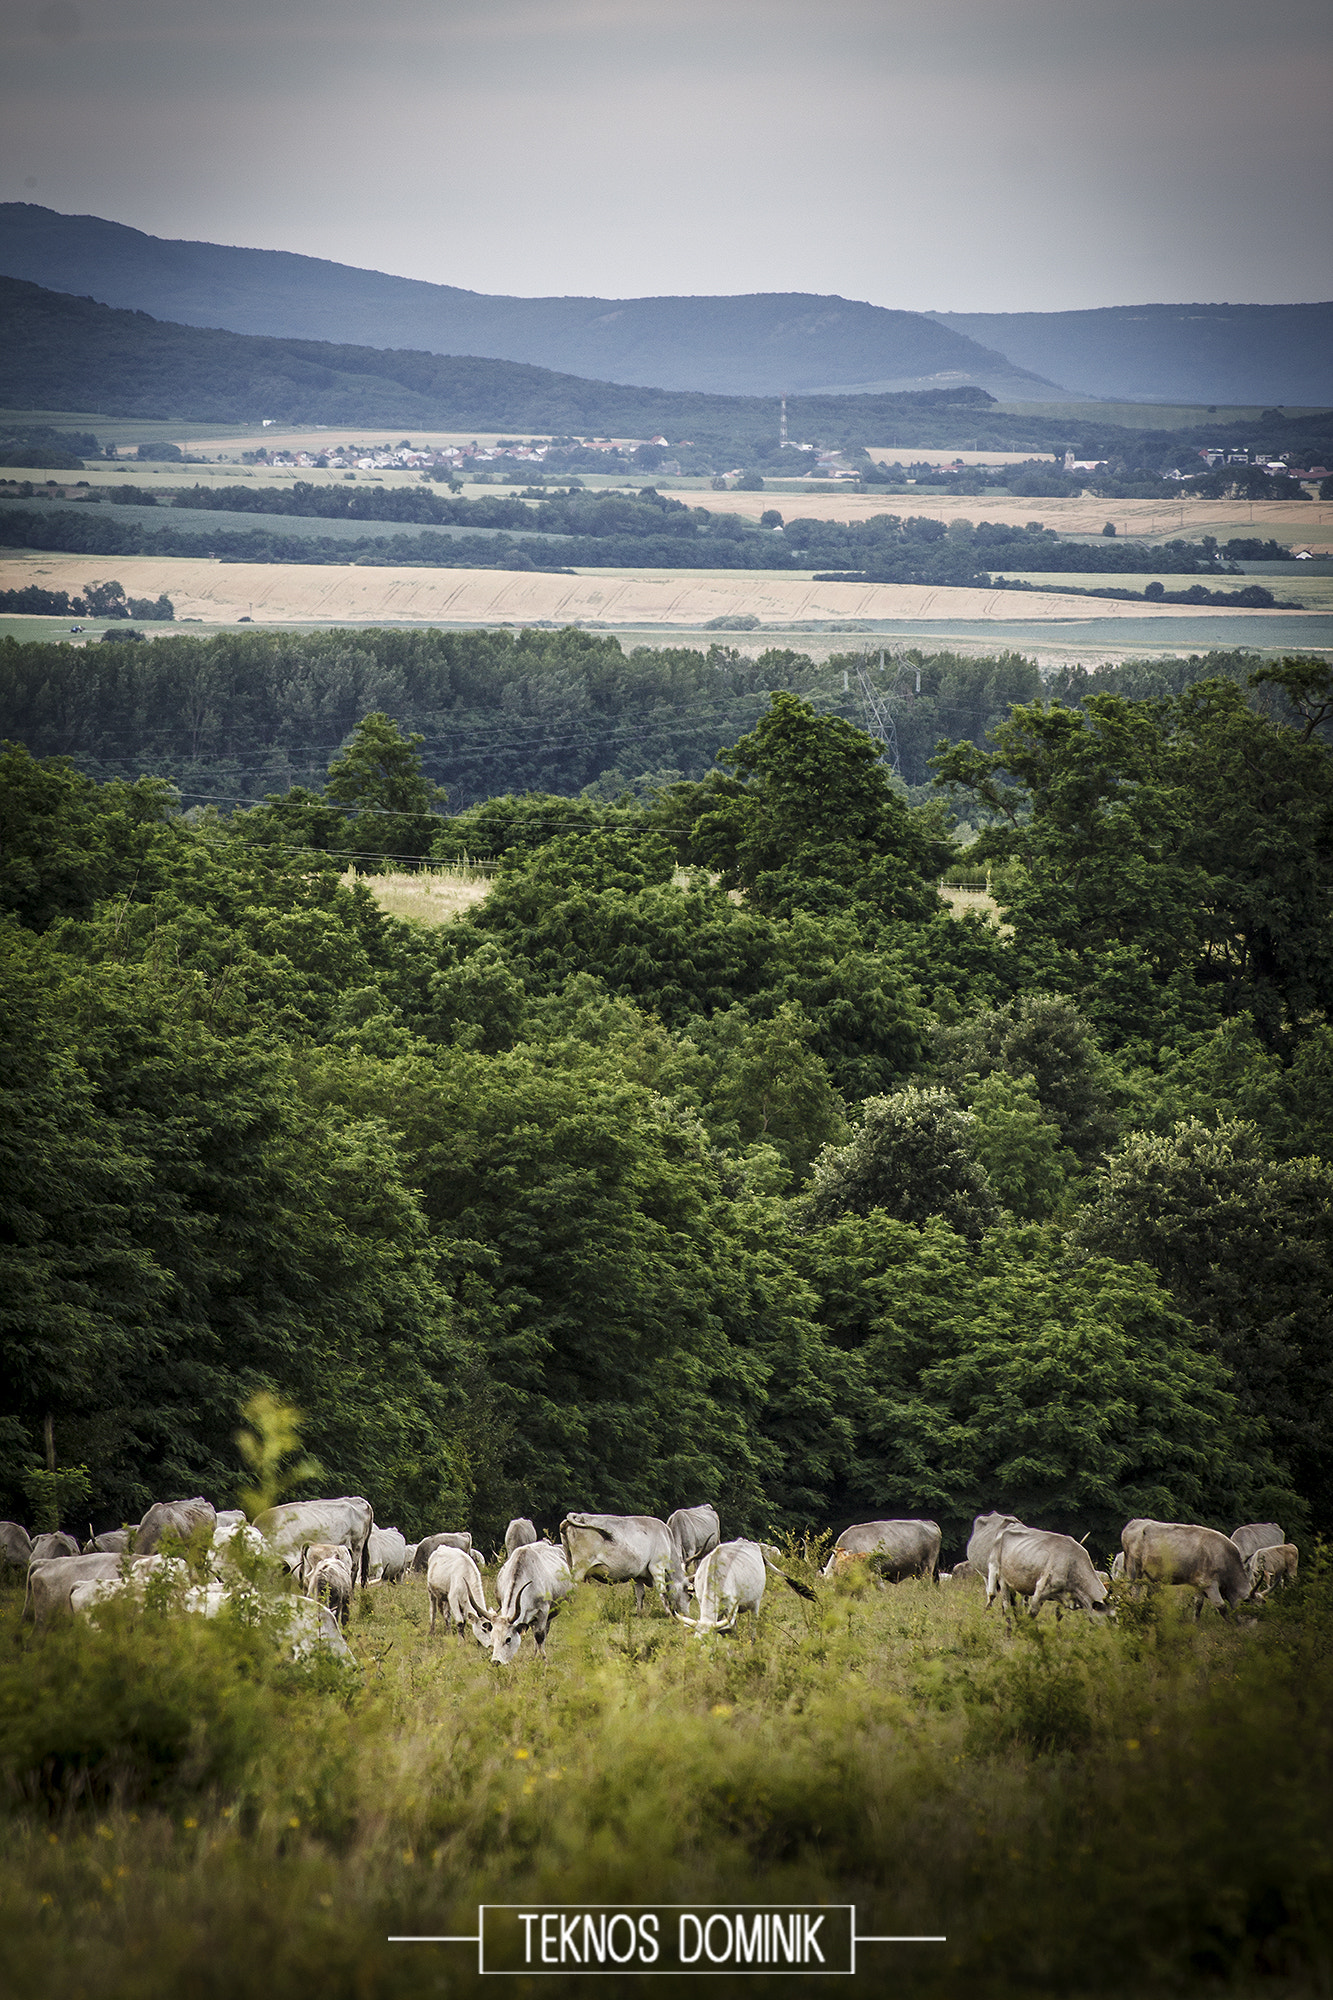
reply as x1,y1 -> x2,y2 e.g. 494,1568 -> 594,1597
3,0 -> 1330,310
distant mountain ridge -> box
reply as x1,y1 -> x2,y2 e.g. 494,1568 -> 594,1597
0,203 -> 1062,403
930,304 -> 1333,406
0,274 -> 1041,448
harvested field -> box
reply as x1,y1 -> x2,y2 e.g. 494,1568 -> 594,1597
3,552 -> 1323,631
688,488 -> 1333,543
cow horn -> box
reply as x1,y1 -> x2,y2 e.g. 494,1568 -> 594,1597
671,1610 -> 699,1626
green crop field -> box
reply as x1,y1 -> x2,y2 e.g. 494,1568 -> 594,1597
1,1555 -> 1328,2000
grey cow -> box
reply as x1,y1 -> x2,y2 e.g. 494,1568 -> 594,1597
488,1541 -> 573,1664
822,1519 -> 940,1583
966,1511 -> 1025,1576
560,1513 -> 690,1616
986,1527 -> 1110,1621
1,1522 -> 34,1568
504,1518 -> 538,1557
253,1497 -> 374,1587
1230,1522 -> 1284,1564
413,1531 -> 473,1570
427,1546 -> 493,1642
135,1497 -> 217,1557
677,1540 -> 816,1636
30,1531 -> 80,1562
667,1505 -> 721,1575
1121,1519 -> 1252,1615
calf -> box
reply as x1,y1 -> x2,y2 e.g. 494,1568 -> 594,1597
426,1546 -> 493,1643
986,1527 -> 1110,1622
1247,1542 -> 1298,1597
301,1542 -> 355,1626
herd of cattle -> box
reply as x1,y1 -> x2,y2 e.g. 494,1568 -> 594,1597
0,1495 -> 1299,1665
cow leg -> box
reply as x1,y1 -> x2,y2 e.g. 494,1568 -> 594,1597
428,1589 -> 438,1637
633,1577 -> 646,1614
532,1607 -> 552,1654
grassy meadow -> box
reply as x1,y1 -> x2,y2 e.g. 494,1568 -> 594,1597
1,1551 -> 1329,2000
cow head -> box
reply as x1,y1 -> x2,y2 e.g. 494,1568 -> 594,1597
466,1610 -> 494,1648
488,1618 -> 523,1665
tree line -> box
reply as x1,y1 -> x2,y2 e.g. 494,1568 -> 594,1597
0,489 -> 1280,590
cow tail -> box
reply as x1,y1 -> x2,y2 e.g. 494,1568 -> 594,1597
360,1536 -> 370,1590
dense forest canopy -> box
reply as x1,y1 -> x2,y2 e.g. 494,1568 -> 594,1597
3,650 -> 1331,1548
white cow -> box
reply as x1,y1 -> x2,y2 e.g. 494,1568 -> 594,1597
253,1497 -> 374,1587
675,1539 -> 816,1636
986,1527 -> 1111,1621
966,1511 -> 1024,1576
367,1527 -> 408,1583
25,1552 -> 127,1623
426,1546 -> 493,1642
488,1541 -> 573,1664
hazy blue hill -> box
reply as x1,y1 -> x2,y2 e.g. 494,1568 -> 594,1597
0,203 -> 1061,402
931,304 -> 1333,406
0,274 -> 1044,446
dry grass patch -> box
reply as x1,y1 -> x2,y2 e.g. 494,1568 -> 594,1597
344,866 -> 492,926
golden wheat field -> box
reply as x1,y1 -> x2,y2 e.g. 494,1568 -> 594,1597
4,552 -> 1321,632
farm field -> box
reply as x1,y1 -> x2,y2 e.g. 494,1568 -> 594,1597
1,1558 -> 1328,2000
1001,572 -> 1333,612
5,552 -> 1328,632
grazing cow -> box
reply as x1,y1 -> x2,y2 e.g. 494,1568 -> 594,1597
30,1531 -> 80,1562
253,1497 -> 374,1587
560,1513 -> 690,1616
402,1543 -> 419,1571
24,1552 -> 125,1623
944,1560 -> 984,1587
966,1512 -> 1024,1576
427,1547 -> 493,1642
0,1521 -> 34,1568
1110,1551 -> 1127,1580
1121,1519 -> 1251,1615
135,1498 -> 217,1557
488,1541 -> 573,1664
668,1505 -> 721,1575
412,1531 -> 473,1570
301,1542 -> 355,1626
67,1557 -> 189,1619
986,1527 -> 1111,1621
676,1540 -> 816,1636
822,1519 -> 941,1584
1231,1522 -> 1284,1564
85,1530 -> 130,1555
1247,1543 -> 1298,1596
368,1527 -> 408,1584
504,1518 -> 538,1557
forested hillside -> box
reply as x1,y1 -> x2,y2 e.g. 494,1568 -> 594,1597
4,663 -> 1331,1548
0,203 -> 1059,400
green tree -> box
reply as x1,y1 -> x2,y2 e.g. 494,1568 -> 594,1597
966,1072 -> 1066,1220
325,712 -> 447,869
687,692 -> 946,924
1074,1119 -> 1333,1531
803,1087 -> 1000,1239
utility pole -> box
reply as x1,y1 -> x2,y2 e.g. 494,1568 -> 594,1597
780,396 -> 788,451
